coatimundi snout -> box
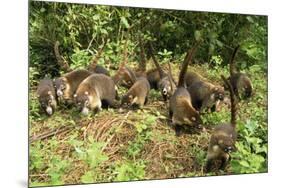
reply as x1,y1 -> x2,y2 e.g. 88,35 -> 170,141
148,43 -> 176,101
205,75 -> 238,172
54,69 -> 92,104
121,77 -> 150,109
37,78 -> 57,116
227,45 -> 253,100
74,74 -> 117,115
169,44 -> 202,135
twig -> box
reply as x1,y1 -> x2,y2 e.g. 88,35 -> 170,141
30,125 -> 76,143
101,111 -> 131,152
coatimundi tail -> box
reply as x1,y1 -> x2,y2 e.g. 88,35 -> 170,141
87,39 -> 110,76
148,42 -> 176,101
169,44 -> 202,135
74,74 -> 117,115
205,75 -> 238,172
54,40 -> 109,76
54,69 -> 92,104
228,45 -> 253,100
54,41 -> 71,72
37,77 -> 57,116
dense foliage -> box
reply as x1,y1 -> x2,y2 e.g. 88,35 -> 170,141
29,1 -> 267,187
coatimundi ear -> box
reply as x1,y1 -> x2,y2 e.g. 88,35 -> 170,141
47,91 -> 52,95
191,116 -> 196,121
85,91 -> 89,95
73,94 -> 77,98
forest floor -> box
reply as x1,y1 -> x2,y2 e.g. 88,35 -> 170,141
28,62 -> 268,187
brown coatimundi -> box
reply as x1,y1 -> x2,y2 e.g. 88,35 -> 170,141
121,76 -> 150,109
187,81 -> 225,113
73,74 -> 117,115
54,69 -> 92,104
169,44 -> 202,136
148,42 -> 176,101
146,68 -> 161,90
227,45 -> 253,100
205,75 -> 238,172
185,67 -> 225,112
37,77 -> 57,116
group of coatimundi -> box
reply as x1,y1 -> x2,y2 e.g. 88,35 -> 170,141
36,37 -> 253,173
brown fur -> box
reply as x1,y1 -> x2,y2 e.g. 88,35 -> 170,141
121,77 -> 150,109
54,69 -> 92,103
184,71 -> 205,87
54,41 -> 71,72
205,73 -> 238,172
74,74 -> 117,115
146,68 -> 161,89
37,78 -> 57,116
228,45 -> 253,99
169,44 -> 202,136
188,81 -> 225,113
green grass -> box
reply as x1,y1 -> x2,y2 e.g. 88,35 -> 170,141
29,63 -> 267,187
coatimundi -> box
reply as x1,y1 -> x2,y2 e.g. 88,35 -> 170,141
205,75 -> 238,172
37,77 -> 57,116
185,68 -> 225,112
148,43 -> 176,101
54,40 -> 109,76
121,77 -> 150,109
187,81 -> 225,113
227,45 -> 253,100
54,69 -> 92,104
169,44 -> 202,136
73,74 -> 117,115
146,68 -> 161,90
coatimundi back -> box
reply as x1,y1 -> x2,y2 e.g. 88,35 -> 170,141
37,77 -> 57,116
169,44 -> 202,136
205,75 -> 238,172
74,74 -> 117,115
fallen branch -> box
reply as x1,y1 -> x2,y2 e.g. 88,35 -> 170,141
30,125 -> 76,143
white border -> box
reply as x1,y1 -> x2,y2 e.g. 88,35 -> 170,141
0,0 -> 280,188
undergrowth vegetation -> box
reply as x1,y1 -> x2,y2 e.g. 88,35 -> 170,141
29,1 -> 267,187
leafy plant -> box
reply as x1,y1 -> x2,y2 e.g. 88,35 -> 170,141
114,160 -> 146,181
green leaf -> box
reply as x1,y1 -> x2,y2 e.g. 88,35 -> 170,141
81,171 -> 94,183
194,30 -> 202,41
120,17 -> 130,28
